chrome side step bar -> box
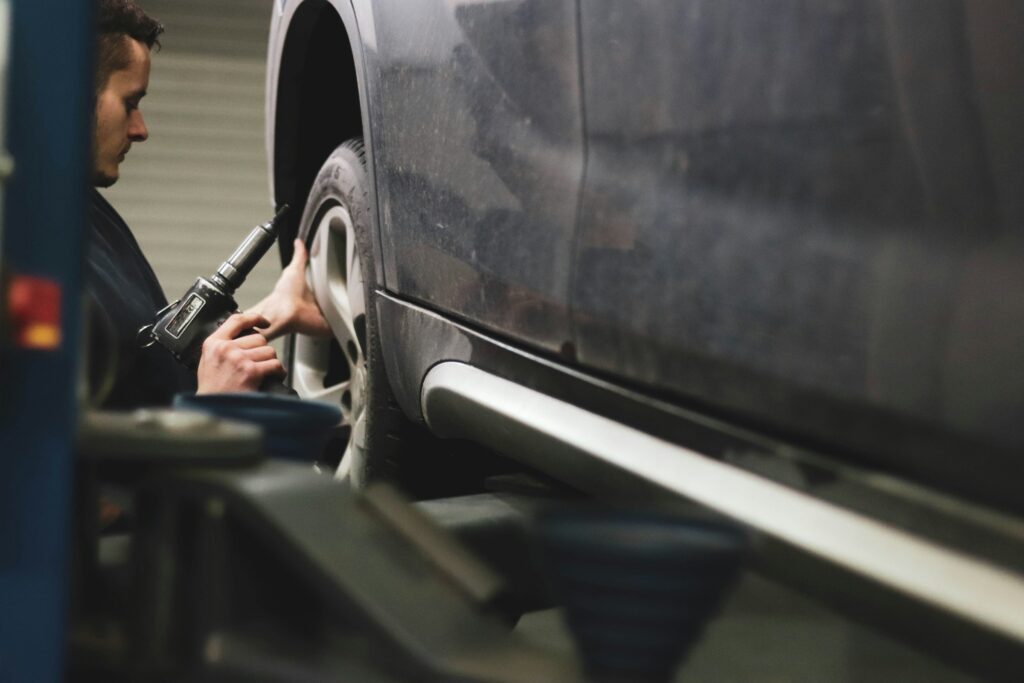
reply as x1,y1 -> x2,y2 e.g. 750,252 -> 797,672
421,361 -> 1024,644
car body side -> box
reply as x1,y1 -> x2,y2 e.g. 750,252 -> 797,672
266,0 -> 1024,515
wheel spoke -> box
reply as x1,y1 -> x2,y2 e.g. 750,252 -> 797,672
291,335 -> 335,395
302,381 -> 350,414
334,409 -> 368,481
335,439 -> 354,481
324,281 -> 359,346
350,410 -> 367,450
346,227 -> 366,322
308,207 -> 363,352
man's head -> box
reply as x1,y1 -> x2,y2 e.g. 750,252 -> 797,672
93,0 -> 163,187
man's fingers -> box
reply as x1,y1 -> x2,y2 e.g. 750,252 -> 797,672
262,324 -> 287,342
197,320 -> 284,393
255,358 -> 286,377
293,238 -> 308,265
234,332 -> 270,349
212,312 -> 271,339
245,346 -> 278,363
285,238 -> 308,273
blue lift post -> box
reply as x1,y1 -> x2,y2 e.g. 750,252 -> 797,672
0,0 -> 95,680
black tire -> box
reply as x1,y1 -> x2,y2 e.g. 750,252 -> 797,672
288,139 -> 411,488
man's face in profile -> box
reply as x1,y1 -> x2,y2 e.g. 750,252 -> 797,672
93,37 -> 151,188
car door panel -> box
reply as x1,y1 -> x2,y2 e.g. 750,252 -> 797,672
572,0 -> 1024,505
368,0 -> 584,353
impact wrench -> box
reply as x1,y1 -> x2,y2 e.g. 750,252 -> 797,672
136,205 -> 295,395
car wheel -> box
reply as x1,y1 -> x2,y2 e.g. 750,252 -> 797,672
287,139 -> 524,497
288,139 -> 404,486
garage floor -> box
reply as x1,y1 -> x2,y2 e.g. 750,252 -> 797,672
517,573 -> 978,682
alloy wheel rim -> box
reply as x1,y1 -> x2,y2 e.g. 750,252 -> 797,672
291,203 -> 366,479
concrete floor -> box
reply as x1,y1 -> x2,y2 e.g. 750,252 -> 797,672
517,573 -> 979,682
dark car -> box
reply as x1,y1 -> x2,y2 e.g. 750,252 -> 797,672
266,0 -> 1024,675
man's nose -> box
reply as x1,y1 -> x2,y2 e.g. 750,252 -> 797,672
129,110 -> 149,142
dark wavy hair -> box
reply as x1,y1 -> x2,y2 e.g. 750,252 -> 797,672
96,0 -> 164,92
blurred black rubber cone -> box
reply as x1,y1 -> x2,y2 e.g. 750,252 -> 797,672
537,509 -> 747,683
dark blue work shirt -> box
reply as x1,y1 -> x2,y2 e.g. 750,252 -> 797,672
84,189 -> 195,408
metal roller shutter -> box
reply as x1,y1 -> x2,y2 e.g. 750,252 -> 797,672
102,0 -> 278,313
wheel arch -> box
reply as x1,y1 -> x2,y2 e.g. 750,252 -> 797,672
271,0 -> 373,267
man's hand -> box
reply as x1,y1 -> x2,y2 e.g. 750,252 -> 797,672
196,312 -> 285,394
247,239 -> 331,341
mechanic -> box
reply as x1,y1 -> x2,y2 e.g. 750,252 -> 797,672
87,0 -> 328,408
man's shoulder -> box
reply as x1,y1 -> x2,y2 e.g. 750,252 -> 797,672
87,188 -> 140,252
88,188 -> 122,226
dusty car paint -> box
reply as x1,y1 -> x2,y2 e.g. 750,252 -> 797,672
367,0 -> 584,354
571,1 -> 1024,484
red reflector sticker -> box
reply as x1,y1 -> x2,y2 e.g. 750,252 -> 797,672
7,275 -> 62,350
